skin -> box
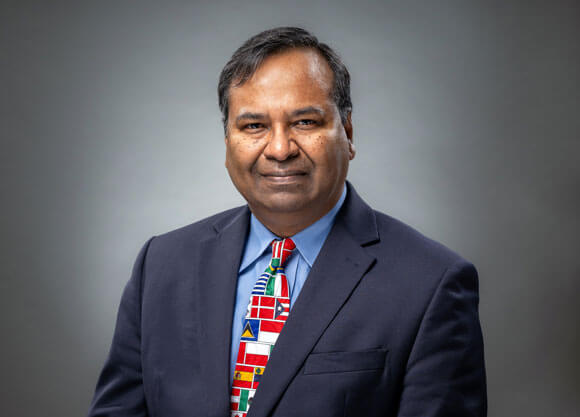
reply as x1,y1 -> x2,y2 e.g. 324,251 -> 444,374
225,48 -> 355,237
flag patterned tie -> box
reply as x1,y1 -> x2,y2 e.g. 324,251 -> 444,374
230,238 -> 296,417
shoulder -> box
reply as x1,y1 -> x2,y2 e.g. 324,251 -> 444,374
341,182 -> 472,274
145,205 -> 248,257
363,209 -> 479,322
370,209 -> 474,277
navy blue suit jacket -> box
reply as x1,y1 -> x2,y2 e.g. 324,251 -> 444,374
88,183 -> 486,416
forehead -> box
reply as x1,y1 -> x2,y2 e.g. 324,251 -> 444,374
228,48 -> 334,114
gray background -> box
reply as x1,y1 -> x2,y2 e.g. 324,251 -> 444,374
2,1 -> 579,416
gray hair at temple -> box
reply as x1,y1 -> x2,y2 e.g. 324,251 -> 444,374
217,26 -> 352,134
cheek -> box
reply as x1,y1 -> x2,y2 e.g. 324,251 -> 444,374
226,140 -> 261,173
319,136 -> 349,169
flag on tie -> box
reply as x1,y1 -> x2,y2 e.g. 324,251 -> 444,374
230,238 -> 296,417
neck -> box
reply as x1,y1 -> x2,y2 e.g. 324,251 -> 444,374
250,211 -> 319,238
249,192 -> 344,238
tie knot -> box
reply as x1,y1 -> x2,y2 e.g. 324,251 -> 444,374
270,238 -> 296,268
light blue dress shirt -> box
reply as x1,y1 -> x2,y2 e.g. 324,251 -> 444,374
230,185 -> 347,381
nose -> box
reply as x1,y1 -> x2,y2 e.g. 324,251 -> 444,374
263,124 -> 299,161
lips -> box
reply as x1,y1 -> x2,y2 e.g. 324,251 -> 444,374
260,171 -> 307,177
258,170 -> 308,186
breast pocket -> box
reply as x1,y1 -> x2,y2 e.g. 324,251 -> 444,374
303,348 -> 388,375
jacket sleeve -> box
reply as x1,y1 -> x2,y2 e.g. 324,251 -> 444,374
87,237 -> 154,417
397,260 -> 487,417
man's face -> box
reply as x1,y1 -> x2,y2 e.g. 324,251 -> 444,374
225,48 -> 355,226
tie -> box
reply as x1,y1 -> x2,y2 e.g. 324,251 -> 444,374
230,238 -> 296,417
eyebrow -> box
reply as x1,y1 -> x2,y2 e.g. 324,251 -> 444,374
290,106 -> 325,118
234,106 -> 326,124
235,112 -> 267,124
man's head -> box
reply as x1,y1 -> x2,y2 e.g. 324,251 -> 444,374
218,27 -> 352,132
218,27 -> 355,236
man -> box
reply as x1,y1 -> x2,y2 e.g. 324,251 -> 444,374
88,27 -> 486,417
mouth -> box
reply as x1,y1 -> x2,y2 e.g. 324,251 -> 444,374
259,171 -> 308,183
261,171 -> 307,177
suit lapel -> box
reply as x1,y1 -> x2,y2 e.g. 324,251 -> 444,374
248,185 -> 379,417
195,207 -> 250,417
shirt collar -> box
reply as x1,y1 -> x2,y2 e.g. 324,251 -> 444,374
239,184 -> 347,272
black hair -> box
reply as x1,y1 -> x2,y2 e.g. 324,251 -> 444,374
217,27 -> 351,133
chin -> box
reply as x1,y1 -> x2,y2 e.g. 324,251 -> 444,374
256,194 -> 311,213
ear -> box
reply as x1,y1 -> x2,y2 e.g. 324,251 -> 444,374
223,118 -> 230,143
224,124 -> 232,145
224,132 -> 230,169
343,112 -> 355,160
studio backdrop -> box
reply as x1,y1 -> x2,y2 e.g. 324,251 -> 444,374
2,1 -> 579,416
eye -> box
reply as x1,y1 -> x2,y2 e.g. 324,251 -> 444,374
244,123 -> 265,131
294,119 -> 319,129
